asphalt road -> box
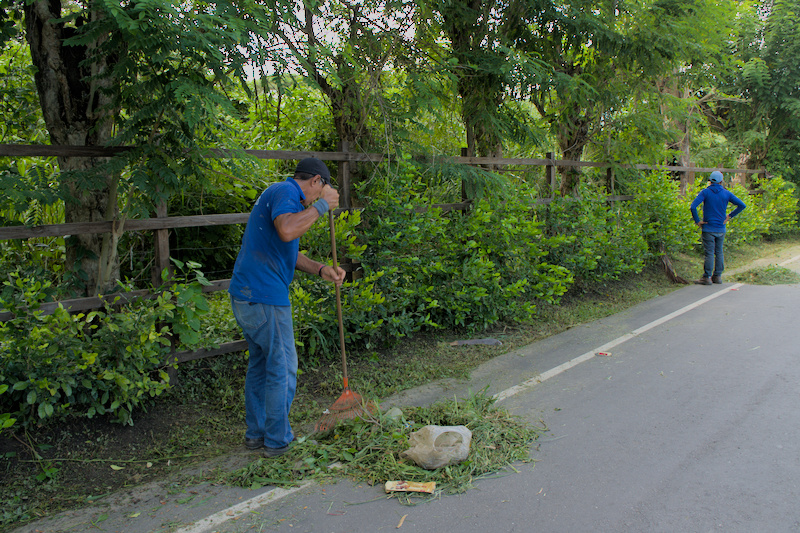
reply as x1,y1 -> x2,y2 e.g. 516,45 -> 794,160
13,255 -> 800,533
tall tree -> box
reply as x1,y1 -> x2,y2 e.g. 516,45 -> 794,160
417,0 -> 548,161
705,0 -> 800,178
518,0 -> 718,195
267,0 -> 413,190
1,0 -> 277,295
649,0 -> 736,183
21,1 -> 118,293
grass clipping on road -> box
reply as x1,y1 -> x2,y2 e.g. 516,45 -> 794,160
223,392 -> 542,499
731,265 -> 800,285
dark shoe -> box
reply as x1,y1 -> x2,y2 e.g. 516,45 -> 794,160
262,445 -> 290,458
695,277 -> 712,285
712,275 -> 722,284
244,437 -> 264,450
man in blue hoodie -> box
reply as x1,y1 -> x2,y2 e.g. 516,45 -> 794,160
690,170 -> 747,285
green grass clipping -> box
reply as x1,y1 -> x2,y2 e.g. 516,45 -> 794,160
731,265 -> 800,285
222,392 -> 543,501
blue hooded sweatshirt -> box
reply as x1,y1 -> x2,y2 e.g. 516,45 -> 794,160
690,183 -> 746,233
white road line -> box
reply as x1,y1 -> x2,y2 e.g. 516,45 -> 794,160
174,482 -> 312,533
494,284 -> 744,402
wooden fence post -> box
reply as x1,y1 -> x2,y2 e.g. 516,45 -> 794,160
546,152 -> 557,197
150,196 -> 179,382
338,141 -> 351,209
461,147 -> 469,201
151,198 -> 171,287
606,166 -> 615,195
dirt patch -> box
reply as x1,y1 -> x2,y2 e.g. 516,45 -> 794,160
0,400 -> 244,530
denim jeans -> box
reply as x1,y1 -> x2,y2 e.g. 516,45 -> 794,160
701,231 -> 725,278
231,297 -> 297,449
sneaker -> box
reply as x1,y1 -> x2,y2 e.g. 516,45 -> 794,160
262,445 -> 290,458
695,277 -> 712,285
244,438 -> 264,450
712,275 -> 722,284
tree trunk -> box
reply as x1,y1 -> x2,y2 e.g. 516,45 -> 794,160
24,1 -> 119,296
556,107 -> 590,196
658,73 -> 694,190
458,72 -> 504,162
441,0 -> 505,164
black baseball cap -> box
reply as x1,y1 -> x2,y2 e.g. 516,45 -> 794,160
296,157 -> 331,185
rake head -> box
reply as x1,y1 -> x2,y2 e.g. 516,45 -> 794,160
314,386 -> 377,433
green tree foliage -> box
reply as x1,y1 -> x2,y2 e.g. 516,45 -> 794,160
0,15 -> 60,227
730,1 -> 800,179
263,0 -> 415,194
0,41 -> 43,145
515,0 -> 728,193
2,0 -> 281,294
692,1 -> 800,184
414,0 -> 549,161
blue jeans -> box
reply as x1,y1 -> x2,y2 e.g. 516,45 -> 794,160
701,231 -> 725,278
231,297 -> 297,449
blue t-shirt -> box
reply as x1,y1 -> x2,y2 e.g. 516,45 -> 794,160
690,183 -> 746,233
228,178 -> 306,306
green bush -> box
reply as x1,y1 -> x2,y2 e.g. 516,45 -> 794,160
358,187 -> 572,335
7,169 -> 795,428
0,261 -> 211,429
538,183 -> 648,290
749,175 -> 798,236
630,171 -> 697,257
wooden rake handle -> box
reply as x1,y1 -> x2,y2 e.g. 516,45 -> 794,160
329,210 -> 349,387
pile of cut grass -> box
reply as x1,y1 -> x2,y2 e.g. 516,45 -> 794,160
731,265 -> 800,285
222,392 -> 542,500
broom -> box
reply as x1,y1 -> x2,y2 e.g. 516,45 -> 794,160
314,210 -> 376,433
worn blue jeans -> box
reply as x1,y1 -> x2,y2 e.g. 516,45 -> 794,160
230,297 -> 297,449
702,231 -> 725,278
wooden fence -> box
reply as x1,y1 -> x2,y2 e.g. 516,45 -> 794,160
0,143 -> 767,365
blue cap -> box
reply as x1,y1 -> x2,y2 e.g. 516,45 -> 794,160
710,171 -> 723,183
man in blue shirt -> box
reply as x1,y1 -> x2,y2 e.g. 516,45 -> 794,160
689,170 -> 747,285
229,157 -> 345,457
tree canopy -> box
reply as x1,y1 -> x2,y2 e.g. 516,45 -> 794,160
0,0 -> 795,292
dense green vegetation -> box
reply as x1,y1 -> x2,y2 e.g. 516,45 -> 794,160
2,173 -> 796,432
5,235 -> 800,529
1,0 -> 799,502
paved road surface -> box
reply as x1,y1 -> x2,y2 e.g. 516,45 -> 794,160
13,254 -> 800,533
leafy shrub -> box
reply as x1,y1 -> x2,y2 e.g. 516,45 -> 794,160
288,209 -> 378,357
748,175 -> 797,236
629,171 -> 697,257
0,261 -> 211,429
358,186 -> 572,336
538,184 -> 648,290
